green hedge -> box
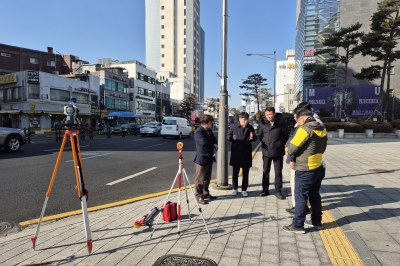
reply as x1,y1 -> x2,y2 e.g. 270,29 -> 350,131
320,117 -> 341,123
389,119 -> 400,130
358,122 -> 378,130
324,122 -> 365,133
373,123 -> 394,133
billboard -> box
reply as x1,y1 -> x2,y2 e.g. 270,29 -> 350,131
306,86 -> 380,117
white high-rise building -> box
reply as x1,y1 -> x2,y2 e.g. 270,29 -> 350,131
145,0 -> 204,103
275,50 -> 297,113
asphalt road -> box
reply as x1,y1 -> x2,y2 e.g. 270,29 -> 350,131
0,132 -> 260,225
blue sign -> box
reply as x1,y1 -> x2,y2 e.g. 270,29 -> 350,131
306,86 -> 380,117
71,98 -> 76,103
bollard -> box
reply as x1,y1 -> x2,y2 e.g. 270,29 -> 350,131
107,127 -> 111,138
89,128 -> 94,140
122,127 -> 125,137
133,127 -> 137,136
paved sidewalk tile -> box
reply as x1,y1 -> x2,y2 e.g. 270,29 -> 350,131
1,139 -> 399,265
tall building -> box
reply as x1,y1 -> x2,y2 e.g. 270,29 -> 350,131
145,0 -> 204,103
276,50 -> 297,113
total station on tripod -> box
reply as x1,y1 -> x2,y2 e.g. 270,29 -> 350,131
63,101 -> 81,128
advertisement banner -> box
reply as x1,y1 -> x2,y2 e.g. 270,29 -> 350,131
306,86 -> 380,117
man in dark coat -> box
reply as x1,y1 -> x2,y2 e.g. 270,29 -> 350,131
227,112 -> 257,197
259,107 -> 289,199
194,114 -> 218,204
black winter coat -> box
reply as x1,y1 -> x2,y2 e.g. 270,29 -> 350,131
227,123 -> 258,168
259,116 -> 289,158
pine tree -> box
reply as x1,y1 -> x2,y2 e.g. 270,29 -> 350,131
240,74 -> 268,122
354,0 -> 400,116
179,93 -> 197,120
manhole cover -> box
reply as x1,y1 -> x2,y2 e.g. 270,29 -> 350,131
369,169 -> 394,173
153,254 -> 217,266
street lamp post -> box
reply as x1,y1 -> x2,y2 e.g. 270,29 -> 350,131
246,52 -> 276,109
214,0 -> 231,190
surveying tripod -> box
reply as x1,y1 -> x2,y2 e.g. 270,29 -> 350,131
150,142 -> 211,239
30,128 -> 93,254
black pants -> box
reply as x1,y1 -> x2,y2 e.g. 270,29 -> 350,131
231,166 -> 250,191
262,156 -> 283,193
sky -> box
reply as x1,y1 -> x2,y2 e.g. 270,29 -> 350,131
1,0 -> 297,108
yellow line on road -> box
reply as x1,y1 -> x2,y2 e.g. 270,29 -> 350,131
320,203 -> 363,266
19,142 -> 261,227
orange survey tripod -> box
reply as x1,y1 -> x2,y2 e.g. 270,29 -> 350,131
31,128 -> 93,254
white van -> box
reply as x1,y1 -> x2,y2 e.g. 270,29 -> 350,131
161,117 -> 192,139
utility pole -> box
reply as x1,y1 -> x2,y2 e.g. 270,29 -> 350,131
214,0 -> 231,190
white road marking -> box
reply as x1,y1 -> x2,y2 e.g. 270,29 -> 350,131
44,145 -> 90,152
132,138 -> 152,142
65,152 -> 113,162
142,144 -> 164,149
106,167 -> 157,185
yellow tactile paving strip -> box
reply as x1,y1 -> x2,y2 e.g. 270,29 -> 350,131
320,203 -> 364,266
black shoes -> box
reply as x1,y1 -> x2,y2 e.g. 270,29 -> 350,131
260,191 -> 269,197
285,207 -> 311,215
304,220 -> 323,230
275,192 -> 285,200
204,194 -> 217,200
282,225 -> 305,234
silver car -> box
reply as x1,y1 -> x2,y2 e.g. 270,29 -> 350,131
140,122 -> 162,136
0,127 -> 25,151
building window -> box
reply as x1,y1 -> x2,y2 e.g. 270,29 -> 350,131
161,15 -> 164,19
161,35 -> 165,39
161,25 -> 164,29
161,54 -> 165,58
162,63 -> 165,67
184,38 -> 186,45
47,60 -> 55,67
184,58 -> 186,64
30,58 -> 38,64
184,19 -> 186,25
161,5 -> 164,10
50,88 -> 69,102
184,67 -> 186,73
72,92 -> 89,104
390,66 -> 395,74
1,53 -> 11,57
184,0 -> 186,6
184,9 -> 186,16
161,44 -> 165,48
184,29 -> 186,35
184,48 -> 186,54
28,84 -> 40,99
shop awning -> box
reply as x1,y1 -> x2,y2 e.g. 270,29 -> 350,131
0,110 -> 20,114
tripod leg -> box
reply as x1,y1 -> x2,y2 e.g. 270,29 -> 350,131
182,168 -> 191,221
150,171 -> 179,239
71,133 -> 93,254
31,132 -> 68,250
182,168 -> 211,238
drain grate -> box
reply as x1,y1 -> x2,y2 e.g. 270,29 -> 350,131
153,254 -> 217,266
369,169 -> 394,173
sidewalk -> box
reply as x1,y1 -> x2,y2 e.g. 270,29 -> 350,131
0,139 -> 399,265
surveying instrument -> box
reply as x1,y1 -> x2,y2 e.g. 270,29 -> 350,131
150,142 -> 211,238
30,101 -> 93,254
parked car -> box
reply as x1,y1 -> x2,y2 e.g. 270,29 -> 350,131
122,123 -> 141,134
140,122 -> 162,136
0,127 -> 25,152
161,117 -> 192,139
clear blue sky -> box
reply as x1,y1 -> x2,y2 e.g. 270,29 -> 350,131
1,0 -> 297,108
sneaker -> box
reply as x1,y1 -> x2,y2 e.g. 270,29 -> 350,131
286,207 -> 311,215
231,189 -> 238,196
241,191 -> 248,197
286,207 -> 295,215
304,220 -> 323,230
282,225 -> 305,234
